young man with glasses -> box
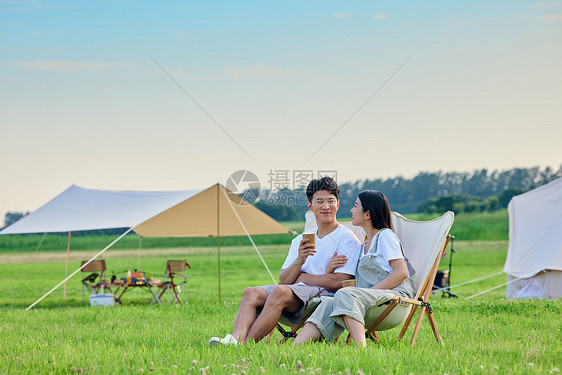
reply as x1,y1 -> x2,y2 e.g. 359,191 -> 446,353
209,177 -> 361,345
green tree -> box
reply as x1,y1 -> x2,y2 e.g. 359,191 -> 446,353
499,187 -> 526,208
485,196 -> 500,212
466,201 -> 481,213
453,202 -> 465,214
3,211 -> 29,228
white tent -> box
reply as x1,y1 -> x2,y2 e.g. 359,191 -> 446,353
503,177 -> 562,299
0,184 -> 291,308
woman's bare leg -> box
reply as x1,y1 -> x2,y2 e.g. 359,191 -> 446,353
293,323 -> 322,344
343,316 -> 367,347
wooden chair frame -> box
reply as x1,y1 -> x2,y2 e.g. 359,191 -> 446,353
152,260 -> 191,304
363,234 -> 451,346
80,259 -> 107,304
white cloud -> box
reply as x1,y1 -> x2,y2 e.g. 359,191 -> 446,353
372,13 -> 388,19
17,60 -> 136,72
536,14 -> 562,21
333,13 -> 350,19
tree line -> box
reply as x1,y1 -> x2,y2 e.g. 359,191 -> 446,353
3,165 -> 561,228
257,165 -> 561,220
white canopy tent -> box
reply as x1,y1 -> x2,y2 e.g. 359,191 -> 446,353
0,184 -> 291,309
503,177 -> 562,299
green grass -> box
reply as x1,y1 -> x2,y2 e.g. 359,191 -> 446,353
0,232 -> 296,253
408,210 -> 509,241
0,240 -> 560,374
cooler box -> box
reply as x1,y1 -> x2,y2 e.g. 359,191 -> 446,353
89,294 -> 116,307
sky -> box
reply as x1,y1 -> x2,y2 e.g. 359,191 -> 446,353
1,0 -> 561,221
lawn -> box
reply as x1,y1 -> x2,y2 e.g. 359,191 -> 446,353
0,239 -> 560,374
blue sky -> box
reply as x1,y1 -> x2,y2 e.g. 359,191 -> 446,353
1,1 -> 561,219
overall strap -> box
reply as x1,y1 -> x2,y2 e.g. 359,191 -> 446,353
372,228 -> 416,277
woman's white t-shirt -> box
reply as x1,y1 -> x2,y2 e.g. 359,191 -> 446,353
361,229 -> 403,274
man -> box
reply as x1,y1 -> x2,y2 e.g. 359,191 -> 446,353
209,176 -> 361,345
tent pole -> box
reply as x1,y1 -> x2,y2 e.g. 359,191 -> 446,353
217,184 -> 221,303
63,231 -> 71,299
219,185 -> 277,284
217,235 -> 221,303
26,228 -> 133,311
137,236 -> 143,270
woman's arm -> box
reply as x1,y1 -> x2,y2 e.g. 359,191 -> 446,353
371,258 -> 408,290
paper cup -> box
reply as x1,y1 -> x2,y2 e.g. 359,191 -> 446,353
341,279 -> 356,288
302,233 -> 316,246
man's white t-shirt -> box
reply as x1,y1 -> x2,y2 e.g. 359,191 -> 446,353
360,229 -> 403,274
281,224 -> 361,277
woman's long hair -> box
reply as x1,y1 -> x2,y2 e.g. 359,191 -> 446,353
357,190 -> 392,230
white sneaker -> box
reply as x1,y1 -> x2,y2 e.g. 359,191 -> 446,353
209,334 -> 238,347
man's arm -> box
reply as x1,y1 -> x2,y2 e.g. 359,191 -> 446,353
279,238 -> 315,285
294,272 -> 353,293
279,261 -> 304,285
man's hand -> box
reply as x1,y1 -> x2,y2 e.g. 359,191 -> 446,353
296,238 -> 316,265
326,251 -> 348,273
279,238 -> 316,285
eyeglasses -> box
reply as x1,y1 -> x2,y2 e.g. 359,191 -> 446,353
311,197 -> 337,205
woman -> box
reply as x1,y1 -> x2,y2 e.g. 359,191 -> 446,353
293,190 -> 416,347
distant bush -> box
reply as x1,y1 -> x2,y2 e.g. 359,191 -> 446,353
2,211 -> 29,229
406,210 -> 508,241
417,193 -> 506,215
499,187 -> 526,207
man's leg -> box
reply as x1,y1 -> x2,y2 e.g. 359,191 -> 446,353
246,285 -> 303,342
232,287 -> 268,342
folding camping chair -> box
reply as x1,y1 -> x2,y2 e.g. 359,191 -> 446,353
274,211 -> 454,346
358,211 -> 454,346
149,260 -> 191,304
81,259 -> 107,304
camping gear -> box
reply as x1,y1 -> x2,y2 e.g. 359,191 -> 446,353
504,177 -> 562,299
362,211 -> 454,346
432,234 -> 457,298
89,293 -> 116,307
81,259 -> 107,304
0,184 -> 290,309
149,260 -> 191,304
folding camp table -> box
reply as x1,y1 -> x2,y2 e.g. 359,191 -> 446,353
113,277 -> 162,305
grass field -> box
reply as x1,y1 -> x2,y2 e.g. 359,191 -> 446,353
0,238 -> 560,374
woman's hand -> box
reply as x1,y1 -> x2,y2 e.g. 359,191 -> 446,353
326,251 -> 348,273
